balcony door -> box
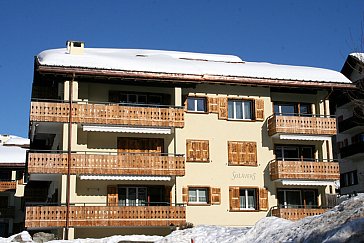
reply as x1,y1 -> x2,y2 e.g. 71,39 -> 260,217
118,187 -> 147,206
117,138 -> 164,155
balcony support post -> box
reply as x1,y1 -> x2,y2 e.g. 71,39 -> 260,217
65,74 -> 74,240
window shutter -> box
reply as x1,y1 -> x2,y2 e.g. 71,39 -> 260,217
182,187 -> 188,204
208,97 -> 219,113
258,188 -> 268,211
210,187 -> 221,205
228,141 -> 257,166
255,99 -> 264,121
107,185 -> 118,206
186,140 -> 209,162
229,187 -> 240,211
228,142 -> 238,165
218,97 -> 228,120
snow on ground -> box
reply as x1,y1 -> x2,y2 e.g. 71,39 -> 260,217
2,195 -> 364,243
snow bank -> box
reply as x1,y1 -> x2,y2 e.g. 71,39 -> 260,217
3,195 -> 364,242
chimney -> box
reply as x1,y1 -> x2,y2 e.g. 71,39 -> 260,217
66,40 -> 84,55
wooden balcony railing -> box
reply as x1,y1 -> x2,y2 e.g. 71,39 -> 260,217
30,101 -> 184,128
28,152 -> 185,176
25,206 -> 186,228
267,114 -> 336,136
271,208 -> 327,220
269,160 -> 340,181
0,181 -> 17,192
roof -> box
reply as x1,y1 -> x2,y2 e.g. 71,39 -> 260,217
0,146 -> 27,165
37,48 -> 352,85
3,135 -> 29,147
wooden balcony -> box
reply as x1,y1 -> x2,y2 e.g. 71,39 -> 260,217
0,181 -> 17,192
25,206 -> 186,228
267,114 -> 336,136
30,101 -> 184,128
28,152 -> 185,176
271,208 -> 327,220
269,160 -> 340,181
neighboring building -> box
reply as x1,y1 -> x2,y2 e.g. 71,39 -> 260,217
0,135 -> 29,237
25,41 -> 354,239
334,53 -> 364,195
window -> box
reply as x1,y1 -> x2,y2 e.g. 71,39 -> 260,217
187,97 -> 207,112
109,91 -> 168,106
240,188 -> 256,210
186,140 -> 209,162
118,187 -> 147,206
228,141 -> 257,166
277,189 -> 318,209
274,102 -> 312,116
188,188 -> 209,204
340,171 -> 358,188
275,145 -> 315,161
229,187 -> 268,211
228,100 -> 253,120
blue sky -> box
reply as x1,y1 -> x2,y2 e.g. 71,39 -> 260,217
0,1 -> 363,137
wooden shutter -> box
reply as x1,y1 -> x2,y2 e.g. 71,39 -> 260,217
258,188 -> 268,211
228,142 -> 239,165
255,99 -> 264,121
186,140 -> 209,162
210,187 -> 221,205
218,97 -> 228,120
228,141 -> 257,166
182,187 -> 188,204
229,187 -> 240,211
208,97 -> 219,113
107,185 -> 118,206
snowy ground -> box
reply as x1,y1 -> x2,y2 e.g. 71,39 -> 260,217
3,195 -> 364,243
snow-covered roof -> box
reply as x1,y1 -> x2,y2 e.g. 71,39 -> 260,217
0,146 -> 27,164
37,48 -> 351,84
3,135 -> 29,146
350,53 -> 364,63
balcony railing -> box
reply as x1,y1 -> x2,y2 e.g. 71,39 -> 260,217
271,207 -> 327,220
267,114 -> 336,136
30,100 -> 184,128
269,159 -> 340,181
0,181 -> 17,192
340,141 -> 364,159
28,151 -> 185,176
25,205 -> 186,228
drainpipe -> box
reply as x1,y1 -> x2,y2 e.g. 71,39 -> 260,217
65,74 -> 74,240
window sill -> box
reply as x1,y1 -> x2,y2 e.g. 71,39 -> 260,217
187,202 -> 211,206
227,118 -> 255,122
228,163 -> 258,167
186,111 -> 208,114
229,209 -> 259,212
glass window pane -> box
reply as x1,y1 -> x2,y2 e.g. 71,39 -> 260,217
138,95 -> 147,104
198,189 -> 207,202
283,147 -> 299,161
243,101 -> 252,119
128,188 -> 137,206
301,147 -> 314,161
228,101 -> 234,118
197,99 -> 205,112
247,189 -> 256,209
187,98 -> 195,111
300,104 -> 311,114
128,94 -> 137,103
118,188 -> 126,206
235,102 -> 243,119
280,104 -> 295,116
189,189 -> 197,202
274,104 -> 280,114
240,190 -> 247,209
286,190 -> 301,208
138,188 -> 147,206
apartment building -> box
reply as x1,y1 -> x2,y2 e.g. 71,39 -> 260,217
25,41 -> 354,239
334,53 -> 364,195
0,135 -> 29,237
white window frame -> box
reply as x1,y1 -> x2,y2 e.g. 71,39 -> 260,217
188,188 -> 209,204
239,188 -> 257,210
228,100 -> 253,120
187,97 -> 207,112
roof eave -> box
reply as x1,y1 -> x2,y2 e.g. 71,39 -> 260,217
35,62 -> 356,90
